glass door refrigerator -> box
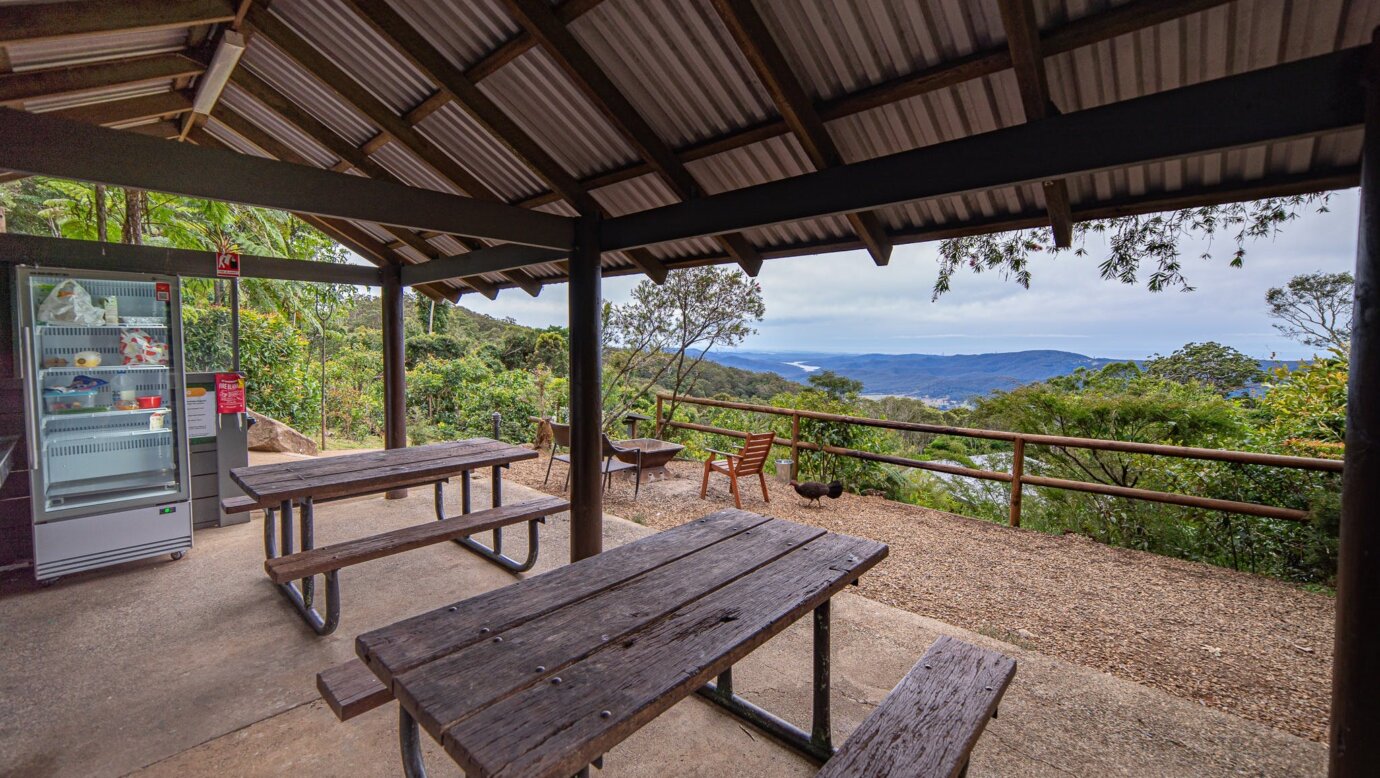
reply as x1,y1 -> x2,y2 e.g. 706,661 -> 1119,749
17,268 -> 192,581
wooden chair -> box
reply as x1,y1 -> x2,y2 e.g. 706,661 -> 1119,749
700,431 -> 775,509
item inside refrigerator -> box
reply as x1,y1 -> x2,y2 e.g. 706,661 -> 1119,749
72,350 -> 102,367
43,389 -> 101,414
136,396 -> 162,409
37,280 -> 106,325
119,328 -> 169,365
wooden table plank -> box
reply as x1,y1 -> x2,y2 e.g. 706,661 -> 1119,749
264,496 -> 570,584
357,509 -> 773,684
234,440 -> 493,490
231,440 -> 516,493
816,635 -> 1016,778
439,532 -> 888,778
232,439 -> 535,503
396,517 -> 825,738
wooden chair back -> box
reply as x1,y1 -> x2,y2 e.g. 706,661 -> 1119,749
549,421 -> 572,449
731,432 -> 776,475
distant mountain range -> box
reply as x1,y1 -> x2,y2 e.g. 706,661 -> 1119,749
701,349 -> 1295,408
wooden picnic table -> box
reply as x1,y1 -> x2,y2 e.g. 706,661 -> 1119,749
354,508 -> 888,778
230,439 -> 548,635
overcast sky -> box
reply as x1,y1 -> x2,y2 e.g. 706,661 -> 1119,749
455,188 -> 1360,361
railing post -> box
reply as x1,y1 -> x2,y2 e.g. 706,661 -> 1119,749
1009,437 -> 1025,527
655,394 -> 664,438
790,411 -> 800,481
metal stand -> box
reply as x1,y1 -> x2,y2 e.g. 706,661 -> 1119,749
262,497 -> 340,635
433,416 -> 543,574
434,478 -> 543,573
400,708 -> 428,778
696,600 -> 835,763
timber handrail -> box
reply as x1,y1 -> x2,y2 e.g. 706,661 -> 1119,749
654,392 -> 1341,526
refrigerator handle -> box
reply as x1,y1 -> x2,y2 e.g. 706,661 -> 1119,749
18,326 -> 40,466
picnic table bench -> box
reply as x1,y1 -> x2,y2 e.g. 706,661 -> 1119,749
315,508 -> 1018,777
226,439 -> 568,635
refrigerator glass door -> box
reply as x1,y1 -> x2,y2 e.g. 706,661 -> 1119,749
21,271 -> 190,521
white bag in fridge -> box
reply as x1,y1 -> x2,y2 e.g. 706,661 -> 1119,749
37,280 -> 106,325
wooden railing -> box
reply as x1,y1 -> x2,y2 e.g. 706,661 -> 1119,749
653,392 -> 1343,526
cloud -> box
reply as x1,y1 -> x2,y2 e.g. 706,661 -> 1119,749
460,189 -> 1360,361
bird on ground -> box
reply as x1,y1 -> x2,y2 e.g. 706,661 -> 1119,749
789,479 -> 844,507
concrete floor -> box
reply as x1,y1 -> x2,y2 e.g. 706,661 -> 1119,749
0,468 -> 1325,777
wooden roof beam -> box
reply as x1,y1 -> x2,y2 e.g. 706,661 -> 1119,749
600,47 -> 1366,252
225,70 -> 543,298
0,53 -> 204,107
998,0 -> 1073,247
709,0 -> 891,266
244,5 -> 584,289
207,107 -> 484,301
337,0 -> 662,287
509,0 -> 1234,211
244,5 -> 497,203
498,0 -> 761,276
0,0 -> 237,46
48,90 -> 194,128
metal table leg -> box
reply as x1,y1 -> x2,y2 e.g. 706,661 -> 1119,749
435,470 -> 542,574
695,599 -> 836,763
399,707 -> 429,778
262,497 -> 340,635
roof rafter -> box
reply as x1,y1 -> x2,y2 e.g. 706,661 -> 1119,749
0,53 -> 204,107
244,5 -> 496,203
509,0 -> 1234,210
188,120 -> 461,302
337,0 -> 665,286
221,71 -> 538,298
600,47 -> 1365,252
0,106 -> 573,246
498,0 -> 763,276
49,91 -> 194,128
243,4 -> 655,288
709,0 -> 892,266
0,0 -> 237,47
997,0 -> 1074,247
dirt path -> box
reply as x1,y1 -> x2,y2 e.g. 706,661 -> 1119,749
508,453 -> 1334,742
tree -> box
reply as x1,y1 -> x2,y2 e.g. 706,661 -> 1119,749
807,370 -> 863,401
1145,341 -> 1262,395
602,267 -> 765,428
932,194 -> 1332,298
1265,271 -> 1353,352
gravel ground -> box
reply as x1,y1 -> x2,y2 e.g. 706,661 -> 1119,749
508,452 -> 1335,742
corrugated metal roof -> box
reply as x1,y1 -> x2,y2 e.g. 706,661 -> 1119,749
2,0 -> 1368,298
6,27 -> 187,71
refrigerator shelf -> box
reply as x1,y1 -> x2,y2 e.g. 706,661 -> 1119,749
37,322 -> 168,329
41,365 -> 168,373
44,427 -> 171,446
42,408 -> 162,424
46,472 -> 178,500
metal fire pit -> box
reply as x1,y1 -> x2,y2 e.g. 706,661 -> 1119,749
613,437 -> 686,480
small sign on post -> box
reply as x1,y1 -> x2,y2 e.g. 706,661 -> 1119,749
216,249 -> 241,278
215,372 -> 247,414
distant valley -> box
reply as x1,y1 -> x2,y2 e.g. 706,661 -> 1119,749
701,349 -> 1295,408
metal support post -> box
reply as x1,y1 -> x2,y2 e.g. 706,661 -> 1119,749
1331,30 -> 1380,778
568,214 -> 603,561
382,265 -> 408,499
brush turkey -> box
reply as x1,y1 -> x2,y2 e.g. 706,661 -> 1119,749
790,479 -> 844,507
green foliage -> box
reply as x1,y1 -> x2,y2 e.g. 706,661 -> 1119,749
183,305 -> 321,431
407,354 -> 539,444
1256,350 -> 1348,457
933,194 -> 1332,298
1145,341 -> 1263,395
